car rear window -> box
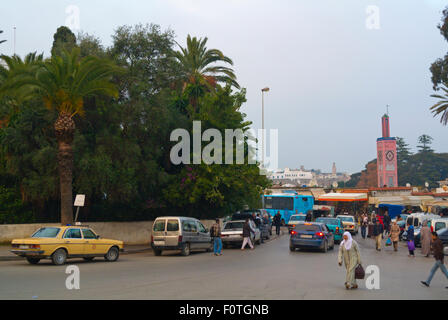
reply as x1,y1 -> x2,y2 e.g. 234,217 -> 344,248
290,215 -> 305,221
317,218 -> 339,225
339,217 -> 354,222
295,224 -> 320,232
32,227 -> 60,238
167,220 -> 179,231
153,220 -> 166,232
224,222 -> 244,230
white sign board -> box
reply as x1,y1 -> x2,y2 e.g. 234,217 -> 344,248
74,194 -> 85,207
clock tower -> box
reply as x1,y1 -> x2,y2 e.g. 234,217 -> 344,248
376,114 -> 398,187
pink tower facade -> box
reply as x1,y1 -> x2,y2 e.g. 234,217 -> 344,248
376,114 -> 398,187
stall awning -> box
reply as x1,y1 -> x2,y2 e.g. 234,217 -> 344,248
318,193 -> 368,202
371,195 -> 434,207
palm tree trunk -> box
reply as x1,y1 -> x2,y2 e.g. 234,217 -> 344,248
55,112 -> 75,225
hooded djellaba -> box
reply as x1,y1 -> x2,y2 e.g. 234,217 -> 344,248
338,232 -> 362,290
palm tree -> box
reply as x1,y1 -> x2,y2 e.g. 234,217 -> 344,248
172,35 -> 240,91
0,30 -> 6,45
430,83 -> 448,125
0,48 -> 120,224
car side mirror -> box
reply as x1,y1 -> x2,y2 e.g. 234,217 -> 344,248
96,235 -> 100,239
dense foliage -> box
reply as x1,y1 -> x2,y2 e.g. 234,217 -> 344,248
0,24 -> 269,223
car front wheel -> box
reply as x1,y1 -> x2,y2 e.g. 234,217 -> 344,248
52,249 -> 67,265
105,247 -> 119,262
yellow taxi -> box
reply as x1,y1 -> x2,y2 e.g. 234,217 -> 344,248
10,225 -> 124,265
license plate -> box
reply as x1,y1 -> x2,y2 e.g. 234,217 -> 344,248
19,245 -> 29,249
301,235 -> 312,239
153,241 -> 165,246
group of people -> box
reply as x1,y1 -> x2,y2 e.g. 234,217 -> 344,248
342,210 -> 448,289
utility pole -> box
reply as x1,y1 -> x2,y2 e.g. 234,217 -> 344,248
261,87 -> 269,168
13,26 -> 16,55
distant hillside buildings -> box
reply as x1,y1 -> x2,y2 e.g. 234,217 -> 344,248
267,163 -> 351,188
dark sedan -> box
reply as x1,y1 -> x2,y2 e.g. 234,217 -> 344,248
289,222 -> 335,253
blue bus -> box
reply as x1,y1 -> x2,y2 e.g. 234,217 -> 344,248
263,192 -> 314,224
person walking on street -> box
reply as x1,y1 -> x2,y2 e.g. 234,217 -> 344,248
210,218 -> 223,256
241,218 -> 254,250
361,214 -> 368,239
274,212 -> 281,236
389,221 -> 400,251
305,210 -> 312,222
383,212 -> 391,236
338,232 -> 362,290
420,232 -> 448,288
372,218 -> 383,251
407,223 -> 415,257
420,221 -> 432,258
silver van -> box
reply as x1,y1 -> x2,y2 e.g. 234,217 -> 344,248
151,216 -> 212,256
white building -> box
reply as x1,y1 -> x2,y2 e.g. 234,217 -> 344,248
268,168 -> 314,186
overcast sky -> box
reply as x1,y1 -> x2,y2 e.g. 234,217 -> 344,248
1,0 -> 448,174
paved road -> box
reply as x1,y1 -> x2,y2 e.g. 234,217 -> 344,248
0,233 -> 447,299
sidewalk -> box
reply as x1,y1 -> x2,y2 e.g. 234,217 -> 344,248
0,244 -> 152,261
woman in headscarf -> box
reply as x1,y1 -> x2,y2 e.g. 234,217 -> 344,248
338,231 -> 362,290
420,221 -> 432,257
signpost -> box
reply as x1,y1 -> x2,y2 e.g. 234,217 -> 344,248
74,194 -> 85,223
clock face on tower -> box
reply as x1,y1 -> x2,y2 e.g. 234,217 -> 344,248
386,150 -> 395,161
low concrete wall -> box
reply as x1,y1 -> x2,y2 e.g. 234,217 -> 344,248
0,219 -> 216,245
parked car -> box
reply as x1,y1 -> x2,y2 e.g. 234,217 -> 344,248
315,217 -> 344,244
221,219 -> 261,248
287,214 -> 306,233
289,222 -> 335,253
233,212 -> 269,240
431,218 -> 448,232
436,228 -> 448,247
151,216 -> 212,256
405,213 -> 440,229
336,215 -> 359,235
10,226 -> 124,265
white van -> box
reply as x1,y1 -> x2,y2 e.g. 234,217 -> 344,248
151,216 -> 212,256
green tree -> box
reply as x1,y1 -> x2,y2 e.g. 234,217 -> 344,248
430,83 -> 448,125
0,48 -> 121,224
0,30 -> 6,45
51,26 -> 77,57
396,137 -> 412,163
172,35 -> 239,114
417,134 -> 434,153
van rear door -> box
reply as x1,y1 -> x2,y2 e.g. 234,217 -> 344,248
153,219 -> 166,246
165,219 -> 180,246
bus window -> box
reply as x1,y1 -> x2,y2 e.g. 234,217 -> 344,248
264,197 -> 294,210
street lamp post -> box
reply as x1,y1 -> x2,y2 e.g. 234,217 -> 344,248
261,87 -> 269,168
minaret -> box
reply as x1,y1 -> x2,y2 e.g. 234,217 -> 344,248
376,114 -> 398,187
332,162 -> 336,175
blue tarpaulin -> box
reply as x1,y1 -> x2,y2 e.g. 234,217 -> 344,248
378,204 -> 404,219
